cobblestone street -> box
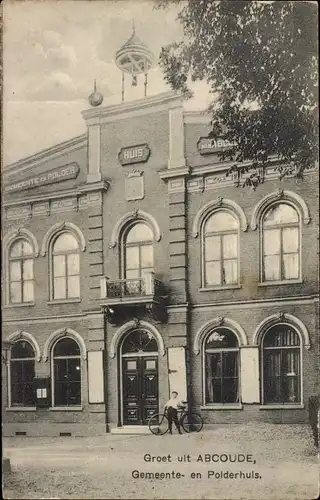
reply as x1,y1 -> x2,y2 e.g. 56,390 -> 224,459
3,424 -> 318,499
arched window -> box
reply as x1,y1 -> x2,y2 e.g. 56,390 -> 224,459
10,340 -> 35,407
122,329 -> 158,354
262,325 -> 301,404
52,337 -> 81,407
262,203 -> 300,282
51,233 -> 80,300
8,239 -> 34,304
203,211 -> 239,287
122,222 -> 154,279
204,328 -> 239,404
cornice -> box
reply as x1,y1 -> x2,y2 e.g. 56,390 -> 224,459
82,91 -> 184,125
159,166 -> 191,180
191,294 -> 319,311
183,111 -> 212,124
3,134 -> 87,177
3,180 -> 110,208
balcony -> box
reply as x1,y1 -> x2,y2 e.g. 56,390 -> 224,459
100,273 -> 163,307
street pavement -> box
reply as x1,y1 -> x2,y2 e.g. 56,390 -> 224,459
2,423 -> 319,499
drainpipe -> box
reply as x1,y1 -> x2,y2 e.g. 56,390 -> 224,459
102,306 -> 109,433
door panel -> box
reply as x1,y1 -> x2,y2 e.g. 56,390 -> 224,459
141,357 -> 158,423
122,356 -> 158,425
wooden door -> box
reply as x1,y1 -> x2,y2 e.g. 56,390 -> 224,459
122,356 -> 158,425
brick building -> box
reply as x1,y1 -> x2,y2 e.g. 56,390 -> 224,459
2,89 -> 319,436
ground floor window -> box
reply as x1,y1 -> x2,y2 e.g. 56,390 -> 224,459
52,337 -> 81,406
10,340 -> 35,406
262,324 -> 301,404
204,328 -> 239,404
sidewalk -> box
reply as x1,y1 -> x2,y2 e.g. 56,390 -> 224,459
3,424 -> 318,499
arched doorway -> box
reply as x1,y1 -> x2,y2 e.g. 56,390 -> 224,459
121,328 -> 159,425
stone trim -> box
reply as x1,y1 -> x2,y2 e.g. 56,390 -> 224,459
42,327 -> 87,361
5,330 -> 41,362
3,134 -> 87,177
2,228 -> 39,257
109,209 -> 161,248
250,189 -> 311,230
192,197 -> 248,237
40,222 -> 86,256
109,320 -> 165,358
193,317 -> 248,355
82,91 -> 183,125
252,312 -> 311,350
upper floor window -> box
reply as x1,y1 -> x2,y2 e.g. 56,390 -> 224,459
204,328 -> 239,405
9,239 -> 34,304
10,340 -> 35,407
262,203 -> 300,282
52,337 -> 81,407
52,233 -> 80,300
203,211 -> 239,287
123,222 -> 154,279
262,325 -> 301,404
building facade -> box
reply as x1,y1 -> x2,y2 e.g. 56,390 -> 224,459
2,90 -> 319,436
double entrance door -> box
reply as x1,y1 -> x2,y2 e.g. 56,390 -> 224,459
122,356 -> 158,425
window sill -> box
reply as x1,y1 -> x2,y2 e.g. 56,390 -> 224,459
3,302 -> 35,309
259,404 -> 304,410
49,406 -> 83,411
6,407 -> 37,412
200,404 -> 243,410
258,280 -> 302,287
199,285 -> 242,292
47,298 -> 81,305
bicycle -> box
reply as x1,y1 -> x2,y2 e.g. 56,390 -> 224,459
148,402 -> 203,435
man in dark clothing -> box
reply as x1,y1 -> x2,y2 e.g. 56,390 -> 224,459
165,391 -> 183,434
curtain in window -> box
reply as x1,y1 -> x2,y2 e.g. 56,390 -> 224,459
262,204 -> 299,282
204,212 -> 239,287
9,239 -> 34,303
263,325 -> 301,404
52,233 -> 80,300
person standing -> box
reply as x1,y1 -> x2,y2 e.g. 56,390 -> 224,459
165,391 -> 184,435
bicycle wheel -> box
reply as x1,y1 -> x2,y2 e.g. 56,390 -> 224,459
148,413 -> 169,435
181,412 -> 203,433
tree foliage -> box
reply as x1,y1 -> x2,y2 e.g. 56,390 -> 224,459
156,1 -> 318,187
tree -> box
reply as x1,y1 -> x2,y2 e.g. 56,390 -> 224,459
156,1 -> 318,188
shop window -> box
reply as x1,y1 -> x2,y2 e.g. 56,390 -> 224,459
262,203 -> 300,282
204,328 -> 239,404
262,325 -> 301,404
202,211 -> 239,287
10,340 -> 35,407
122,222 -> 154,279
52,337 -> 81,406
8,239 -> 34,304
51,232 -> 80,300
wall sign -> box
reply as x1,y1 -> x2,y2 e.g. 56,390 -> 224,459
118,144 -> 151,166
4,163 -> 80,193
197,137 -> 237,156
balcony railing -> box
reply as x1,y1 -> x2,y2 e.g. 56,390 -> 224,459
100,273 -> 162,302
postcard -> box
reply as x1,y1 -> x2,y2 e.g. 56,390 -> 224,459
2,1 -> 319,499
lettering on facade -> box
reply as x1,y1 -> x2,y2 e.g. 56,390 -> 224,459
4,163 -> 80,193
118,144 -> 151,166
197,137 -> 237,156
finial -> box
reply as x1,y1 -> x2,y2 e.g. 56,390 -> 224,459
132,18 -> 135,34
88,79 -> 103,107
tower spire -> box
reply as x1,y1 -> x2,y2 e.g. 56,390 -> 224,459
132,18 -> 135,34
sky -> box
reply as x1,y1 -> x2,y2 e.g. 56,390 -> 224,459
3,0 -> 213,166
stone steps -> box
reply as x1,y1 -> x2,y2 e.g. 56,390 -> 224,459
110,426 -> 150,435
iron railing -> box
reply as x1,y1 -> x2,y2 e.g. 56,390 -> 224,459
100,273 -> 162,300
